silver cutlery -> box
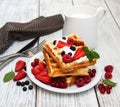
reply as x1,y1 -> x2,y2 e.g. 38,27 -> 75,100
0,39 -> 46,70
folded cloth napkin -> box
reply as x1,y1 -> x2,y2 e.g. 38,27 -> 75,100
0,14 -> 64,54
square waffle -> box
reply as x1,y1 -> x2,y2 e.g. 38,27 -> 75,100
43,33 -> 96,72
43,49 -> 90,86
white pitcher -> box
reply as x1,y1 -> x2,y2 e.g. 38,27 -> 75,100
62,5 -> 106,49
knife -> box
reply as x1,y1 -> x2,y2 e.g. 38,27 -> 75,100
0,37 -> 39,62
0,37 -> 39,71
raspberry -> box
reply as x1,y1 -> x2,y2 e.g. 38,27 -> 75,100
98,83 -> 104,90
62,54 -> 73,63
104,72 -> 112,79
83,75 -> 91,84
67,38 -> 75,45
104,65 -> 113,73
76,77 -> 85,87
74,41 -> 84,46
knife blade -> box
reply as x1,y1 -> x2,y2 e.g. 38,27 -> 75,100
0,37 -> 39,62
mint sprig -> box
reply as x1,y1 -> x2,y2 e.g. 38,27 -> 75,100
3,71 -> 15,83
102,79 -> 117,87
83,47 -> 100,62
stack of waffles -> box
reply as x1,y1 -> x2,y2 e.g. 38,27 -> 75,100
43,34 -> 97,86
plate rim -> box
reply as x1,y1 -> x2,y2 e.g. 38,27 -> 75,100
27,52 -> 102,93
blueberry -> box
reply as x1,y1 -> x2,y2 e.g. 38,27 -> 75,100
53,40 -> 57,45
28,85 -> 33,90
24,66 -> 26,71
68,52 -> 72,56
62,37 -> 66,40
21,82 -> 25,86
23,87 -> 27,91
70,46 -> 76,51
61,51 -> 65,56
16,81 -> 21,86
25,80 -> 30,85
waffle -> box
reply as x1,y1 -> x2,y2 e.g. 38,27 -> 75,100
43,33 -> 96,72
43,49 -> 90,86
43,49 -> 89,77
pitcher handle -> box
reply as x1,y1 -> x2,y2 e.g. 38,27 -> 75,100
97,7 -> 106,21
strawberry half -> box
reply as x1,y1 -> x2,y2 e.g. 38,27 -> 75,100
13,70 -> 27,81
31,65 -> 41,75
38,61 -> 46,71
57,40 -> 71,48
15,60 -> 26,72
73,48 -> 85,60
35,69 -> 51,84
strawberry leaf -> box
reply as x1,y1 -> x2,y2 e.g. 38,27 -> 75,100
3,71 -> 15,83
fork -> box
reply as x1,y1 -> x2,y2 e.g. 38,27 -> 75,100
0,39 -> 46,62
0,39 -> 46,70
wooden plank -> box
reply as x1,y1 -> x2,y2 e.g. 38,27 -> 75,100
104,0 -> 120,29
0,0 -> 39,107
37,0 -> 99,107
73,0 -> 120,107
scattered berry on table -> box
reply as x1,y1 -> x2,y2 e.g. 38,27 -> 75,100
23,87 -> 27,91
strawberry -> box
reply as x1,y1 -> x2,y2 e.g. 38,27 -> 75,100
31,65 -> 41,75
73,48 -> 85,60
57,40 -> 71,48
13,70 -> 27,81
38,61 -> 46,71
35,69 -> 51,84
15,60 -> 26,72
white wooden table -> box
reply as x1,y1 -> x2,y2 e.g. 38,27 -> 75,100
0,0 -> 120,107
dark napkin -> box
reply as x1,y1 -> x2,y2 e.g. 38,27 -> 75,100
0,14 -> 64,54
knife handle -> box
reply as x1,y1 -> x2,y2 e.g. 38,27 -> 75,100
0,58 -> 15,71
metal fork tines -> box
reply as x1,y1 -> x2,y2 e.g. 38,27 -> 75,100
0,39 -> 46,62
0,39 -> 46,70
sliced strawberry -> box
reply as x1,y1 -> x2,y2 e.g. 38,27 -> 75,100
73,48 -> 85,60
15,60 -> 26,72
57,40 -> 71,48
38,61 -> 46,71
13,70 -> 27,81
31,65 -> 41,75
35,69 -> 51,84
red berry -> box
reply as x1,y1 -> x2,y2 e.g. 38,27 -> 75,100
67,38 -> 75,45
76,77 -> 85,87
31,65 -> 41,75
31,62 -> 37,67
89,69 -> 95,78
34,58 -> 39,64
107,85 -> 112,90
59,82 -> 67,88
104,72 -> 112,79
15,60 -> 26,72
92,69 -> 96,74
13,70 -> 27,81
83,75 -> 91,84
62,54 -> 73,63
73,48 -> 85,60
38,61 -> 46,71
104,65 -> 113,73
98,83 -> 104,90
106,89 -> 111,94
100,89 -> 105,94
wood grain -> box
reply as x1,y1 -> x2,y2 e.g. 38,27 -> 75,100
0,0 -> 39,107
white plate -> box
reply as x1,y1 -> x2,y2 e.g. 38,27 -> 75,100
27,52 -> 102,93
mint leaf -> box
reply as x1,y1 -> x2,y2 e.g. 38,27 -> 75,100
3,71 -> 15,83
83,47 -> 100,62
92,51 -> 100,59
102,79 -> 117,87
